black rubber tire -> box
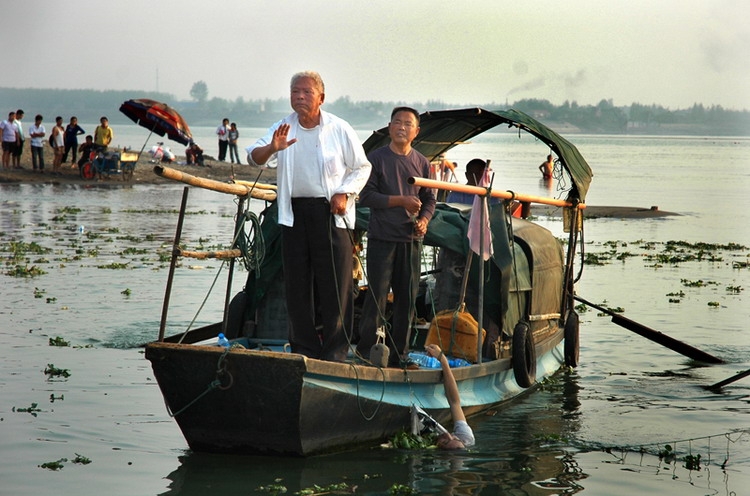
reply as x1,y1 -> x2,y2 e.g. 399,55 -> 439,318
512,321 -> 537,388
564,311 -> 580,368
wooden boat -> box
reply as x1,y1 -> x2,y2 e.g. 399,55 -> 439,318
145,108 -> 594,456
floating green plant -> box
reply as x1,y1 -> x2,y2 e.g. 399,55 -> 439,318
72,453 -> 91,465
13,403 -> 42,416
39,458 -> 67,471
96,262 -> 130,270
49,336 -> 69,347
5,264 -> 47,278
684,453 -> 702,470
44,364 -> 71,378
707,301 -> 720,307
726,285 -> 743,294
33,287 -> 46,298
121,288 -> 132,296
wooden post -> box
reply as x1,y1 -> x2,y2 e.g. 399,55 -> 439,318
159,187 -> 189,342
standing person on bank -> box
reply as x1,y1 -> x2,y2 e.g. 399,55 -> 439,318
356,107 -> 436,367
51,116 -> 65,175
12,109 -> 24,169
28,114 -> 46,173
228,122 -> 240,164
63,116 -> 85,167
94,116 -> 113,151
246,71 -> 371,362
216,118 -> 229,161
1,111 -> 18,170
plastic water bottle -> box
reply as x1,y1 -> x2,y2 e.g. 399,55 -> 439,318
217,333 -> 230,348
407,351 -> 440,369
448,357 -> 471,368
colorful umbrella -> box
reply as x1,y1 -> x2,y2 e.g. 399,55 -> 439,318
119,98 -> 192,146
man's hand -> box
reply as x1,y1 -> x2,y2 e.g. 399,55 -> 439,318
330,193 -> 349,216
399,195 -> 422,216
271,123 -> 297,152
414,216 -> 428,237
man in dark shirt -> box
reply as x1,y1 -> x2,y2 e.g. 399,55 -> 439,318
356,107 -> 436,367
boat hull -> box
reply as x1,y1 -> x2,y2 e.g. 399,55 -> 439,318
145,327 -> 565,456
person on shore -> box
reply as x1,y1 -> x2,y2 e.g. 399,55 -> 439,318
446,158 -> 499,205
28,114 -> 46,173
1,111 -> 18,170
228,122 -> 240,164
77,135 -> 95,169
246,70 -> 371,362
185,141 -> 205,167
538,154 -> 554,179
51,116 -> 65,175
424,343 -> 476,449
63,116 -> 85,167
12,109 -> 25,169
94,116 -> 113,151
216,118 -> 229,161
356,107 -> 436,367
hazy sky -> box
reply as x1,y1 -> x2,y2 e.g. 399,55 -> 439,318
3,0 -> 748,110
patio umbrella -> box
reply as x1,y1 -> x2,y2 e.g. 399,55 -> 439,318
119,99 -> 193,157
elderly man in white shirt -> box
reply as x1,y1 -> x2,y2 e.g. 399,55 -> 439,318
246,71 -> 371,362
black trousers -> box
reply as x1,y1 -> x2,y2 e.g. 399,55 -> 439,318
282,198 -> 353,362
356,238 -> 421,366
218,140 -> 228,161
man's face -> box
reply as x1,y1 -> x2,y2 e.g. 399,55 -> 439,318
388,111 -> 419,146
101,119 -> 108,128
290,77 -> 324,117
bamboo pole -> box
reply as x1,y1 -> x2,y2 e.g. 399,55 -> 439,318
232,179 -> 278,191
159,187 -> 189,342
153,165 -> 277,201
177,248 -> 242,259
407,177 -> 586,209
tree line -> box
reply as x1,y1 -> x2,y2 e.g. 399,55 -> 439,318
1,86 -> 748,136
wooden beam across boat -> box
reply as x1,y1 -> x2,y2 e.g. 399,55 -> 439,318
408,176 -> 585,209
153,165 -> 277,201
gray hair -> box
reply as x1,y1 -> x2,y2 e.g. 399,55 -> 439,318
290,71 -> 325,94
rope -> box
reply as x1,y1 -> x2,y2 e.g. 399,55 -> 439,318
165,349 -> 234,417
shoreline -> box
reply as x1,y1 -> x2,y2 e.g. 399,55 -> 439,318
0,145 -> 277,186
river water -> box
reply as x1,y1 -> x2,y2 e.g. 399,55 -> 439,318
1,130 -> 749,495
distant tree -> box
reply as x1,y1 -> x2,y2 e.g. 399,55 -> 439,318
190,81 -> 208,103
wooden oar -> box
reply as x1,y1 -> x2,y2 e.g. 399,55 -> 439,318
574,295 -> 724,364
408,177 -> 586,209
705,368 -> 750,390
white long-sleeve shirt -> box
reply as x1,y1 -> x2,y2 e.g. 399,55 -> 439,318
246,110 -> 371,229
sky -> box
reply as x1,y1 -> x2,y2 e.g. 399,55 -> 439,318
3,0 -> 749,110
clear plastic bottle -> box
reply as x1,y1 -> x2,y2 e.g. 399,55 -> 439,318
217,332 -> 230,348
407,351 -> 440,368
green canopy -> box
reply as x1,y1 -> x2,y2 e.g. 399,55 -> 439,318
363,107 -> 593,202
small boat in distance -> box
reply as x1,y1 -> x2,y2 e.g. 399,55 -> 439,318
145,108 -> 593,456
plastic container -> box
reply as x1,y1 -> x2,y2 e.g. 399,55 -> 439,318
217,332 -> 230,348
407,351 -> 440,369
448,357 -> 471,368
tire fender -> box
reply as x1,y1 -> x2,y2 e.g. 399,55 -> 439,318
512,321 -> 537,388
564,311 -> 580,368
